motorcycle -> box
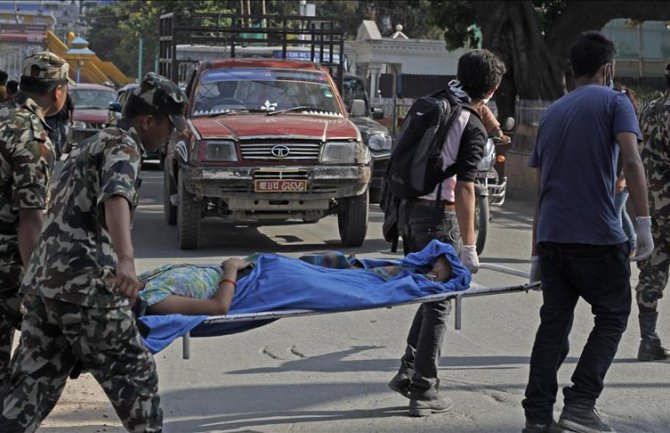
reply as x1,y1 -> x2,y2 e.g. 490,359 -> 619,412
474,117 -> 515,255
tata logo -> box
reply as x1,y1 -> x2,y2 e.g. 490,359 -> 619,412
271,145 -> 290,158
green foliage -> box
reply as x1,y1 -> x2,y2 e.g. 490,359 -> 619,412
86,0 -> 236,78
427,0 -> 477,50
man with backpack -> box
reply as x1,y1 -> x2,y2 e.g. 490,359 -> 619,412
385,49 -> 506,416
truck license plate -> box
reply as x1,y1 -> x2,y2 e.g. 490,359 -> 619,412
254,179 -> 307,192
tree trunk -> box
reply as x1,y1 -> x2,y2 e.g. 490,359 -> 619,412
471,1 -> 566,119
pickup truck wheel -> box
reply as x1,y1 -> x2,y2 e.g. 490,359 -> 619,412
337,189 -> 368,247
163,167 -> 177,225
177,173 -> 201,250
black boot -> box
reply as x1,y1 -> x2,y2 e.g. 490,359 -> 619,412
408,380 -> 453,417
638,312 -> 670,362
388,360 -> 413,399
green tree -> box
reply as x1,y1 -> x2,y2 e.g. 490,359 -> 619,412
86,0 -> 237,79
429,0 -> 670,118
313,0 -> 441,39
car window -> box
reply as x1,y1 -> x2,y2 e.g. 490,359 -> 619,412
192,68 -> 342,116
71,89 -> 117,110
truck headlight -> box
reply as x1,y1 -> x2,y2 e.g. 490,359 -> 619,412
204,140 -> 238,161
72,120 -> 88,129
367,132 -> 392,151
321,141 -> 370,164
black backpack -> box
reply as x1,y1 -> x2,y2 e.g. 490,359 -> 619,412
385,89 -> 463,199
381,89 -> 463,253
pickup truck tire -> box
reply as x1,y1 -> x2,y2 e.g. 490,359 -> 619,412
177,172 -> 201,250
338,189 -> 369,247
163,167 -> 177,225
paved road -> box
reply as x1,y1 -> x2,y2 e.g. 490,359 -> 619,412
40,166 -> 669,433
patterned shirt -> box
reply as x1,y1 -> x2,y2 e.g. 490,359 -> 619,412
21,126 -> 142,308
639,92 -> 670,218
0,93 -> 54,296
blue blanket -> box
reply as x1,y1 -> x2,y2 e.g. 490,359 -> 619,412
139,240 -> 470,353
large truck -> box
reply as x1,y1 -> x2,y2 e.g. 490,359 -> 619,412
159,12 -> 372,249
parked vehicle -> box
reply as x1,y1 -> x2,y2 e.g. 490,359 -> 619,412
474,117 -> 515,255
65,83 -> 116,153
159,12 -> 371,250
342,73 -> 392,203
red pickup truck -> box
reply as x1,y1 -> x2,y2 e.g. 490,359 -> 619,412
163,59 -> 371,249
159,12 -> 372,250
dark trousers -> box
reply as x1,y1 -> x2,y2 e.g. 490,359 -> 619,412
399,200 -> 461,393
0,292 -> 22,400
523,242 -> 631,424
0,295 -> 162,433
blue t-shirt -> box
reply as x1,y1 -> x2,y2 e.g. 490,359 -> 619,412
529,85 -> 641,245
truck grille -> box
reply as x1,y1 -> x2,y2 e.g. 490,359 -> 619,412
240,141 -> 321,161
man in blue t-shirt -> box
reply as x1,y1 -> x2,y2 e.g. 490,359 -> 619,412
521,31 -> 653,433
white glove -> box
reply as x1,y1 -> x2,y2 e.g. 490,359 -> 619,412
631,216 -> 654,261
529,255 -> 542,283
460,244 -> 479,273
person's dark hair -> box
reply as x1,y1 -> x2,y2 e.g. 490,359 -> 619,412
6,80 -> 18,95
0,70 -> 8,86
570,31 -> 616,78
665,63 -> 670,89
457,49 -> 506,100
19,76 -> 67,95
123,93 -> 169,122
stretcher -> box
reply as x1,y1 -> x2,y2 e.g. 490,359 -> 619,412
179,263 -> 541,359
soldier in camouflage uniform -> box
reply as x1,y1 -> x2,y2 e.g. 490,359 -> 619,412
0,72 -> 186,433
635,63 -> 670,362
0,52 -> 71,395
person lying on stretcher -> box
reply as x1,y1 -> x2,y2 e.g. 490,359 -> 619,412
135,252 -> 454,317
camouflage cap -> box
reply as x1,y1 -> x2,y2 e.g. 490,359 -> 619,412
132,72 -> 187,130
22,51 -> 75,85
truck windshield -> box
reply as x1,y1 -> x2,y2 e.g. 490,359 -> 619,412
70,88 -> 117,110
192,68 -> 342,116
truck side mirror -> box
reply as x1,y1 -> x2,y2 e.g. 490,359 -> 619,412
108,102 -> 122,112
502,117 -> 515,131
350,99 -> 366,117
371,107 -> 384,119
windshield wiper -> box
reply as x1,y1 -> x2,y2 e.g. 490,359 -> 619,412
266,105 -> 326,116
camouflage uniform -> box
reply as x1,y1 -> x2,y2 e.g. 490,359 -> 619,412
635,87 -> 670,361
0,52 -> 68,393
0,73 -> 186,433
